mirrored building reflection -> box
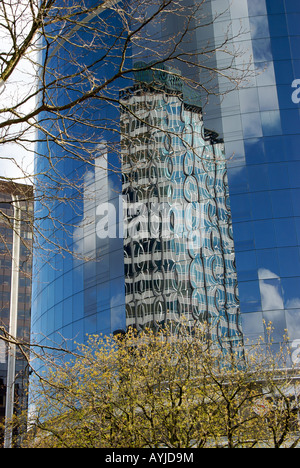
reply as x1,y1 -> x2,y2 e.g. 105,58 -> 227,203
120,69 -> 242,350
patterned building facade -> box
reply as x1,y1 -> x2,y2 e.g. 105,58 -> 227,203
120,77 -> 241,350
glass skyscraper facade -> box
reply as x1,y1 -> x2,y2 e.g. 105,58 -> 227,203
32,0 -> 300,366
201,0 -> 300,363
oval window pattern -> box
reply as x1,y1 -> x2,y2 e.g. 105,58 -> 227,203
183,175 -> 199,202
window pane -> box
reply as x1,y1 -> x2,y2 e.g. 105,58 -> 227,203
253,220 -> 276,249
238,280 -> 262,313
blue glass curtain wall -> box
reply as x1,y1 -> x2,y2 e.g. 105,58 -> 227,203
203,0 -> 300,360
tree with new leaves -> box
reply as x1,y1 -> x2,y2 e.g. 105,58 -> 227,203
21,323 -> 300,448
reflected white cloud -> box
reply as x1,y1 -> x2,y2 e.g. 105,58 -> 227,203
258,268 -> 278,280
258,268 -> 284,311
258,268 -> 300,312
260,284 -> 284,311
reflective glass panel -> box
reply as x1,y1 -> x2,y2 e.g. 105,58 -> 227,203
235,250 -> 258,281
291,189 -> 300,216
281,277 -> 300,309
233,221 -> 255,250
248,165 -> 270,192
268,14 -> 288,37
261,111 -> 282,136
241,113 -> 263,138
288,161 -> 300,188
239,89 -> 260,114
268,162 -> 290,190
274,218 -> 298,247
277,247 -> 300,277
264,136 -> 285,163
253,220 -> 276,249
285,0 -> 300,13
230,193 -> 252,221
262,310 -> 287,341
250,191 -> 273,220
256,248 -> 280,277
244,138 -> 266,165
227,168 -> 249,194
266,0 -> 285,14
97,309 -> 111,332
238,280 -> 262,313
281,109 -> 300,135
247,0 -> 267,16
270,189 -> 294,218
258,86 -> 279,111
259,276 -> 284,311
271,37 -> 291,61
252,38 -> 273,62
286,309 -> 300,341
241,311 -> 264,343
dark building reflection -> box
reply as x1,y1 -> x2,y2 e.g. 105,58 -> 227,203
0,182 -> 33,446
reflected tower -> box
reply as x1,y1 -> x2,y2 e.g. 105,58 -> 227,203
120,68 -> 242,350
